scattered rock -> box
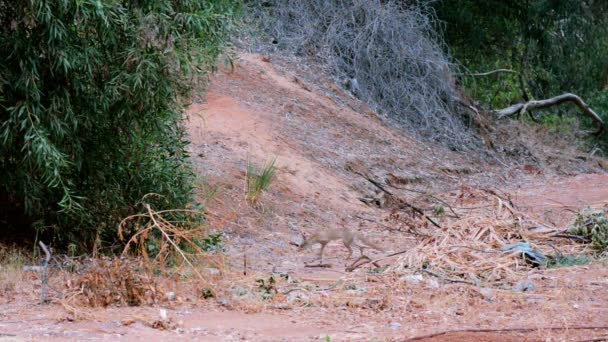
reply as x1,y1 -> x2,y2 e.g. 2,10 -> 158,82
204,268 -> 221,276
287,291 -> 309,304
345,286 -> 367,295
166,292 -> 175,301
426,279 -> 440,288
389,322 -> 402,330
479,288 -> 494,300
514,280 -> 536,292
232,286 -> 250,297
400,274 -> 424,285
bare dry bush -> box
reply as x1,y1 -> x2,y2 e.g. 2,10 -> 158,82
73,258 -> 161,307
249,0 -> 478,149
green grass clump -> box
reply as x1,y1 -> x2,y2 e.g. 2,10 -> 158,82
246,157 -> 277,206
547,254 -> 592,268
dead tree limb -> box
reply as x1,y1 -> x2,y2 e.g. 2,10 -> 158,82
352,170 -> 442,229
39,241 -> 51,304
495,93 -> 606,134
459,69 -> 517,77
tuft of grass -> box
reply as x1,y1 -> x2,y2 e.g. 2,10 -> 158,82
569,208 -> 608,253
0,245 -> 28,296
547,254 -> 592,268
246,157 -> 277,206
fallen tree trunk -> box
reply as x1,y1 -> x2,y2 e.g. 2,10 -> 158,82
494,93 -> 606,134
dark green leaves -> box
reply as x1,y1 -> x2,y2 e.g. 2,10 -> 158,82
0,0 -> 238,249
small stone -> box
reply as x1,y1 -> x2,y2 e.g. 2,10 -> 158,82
232,286 -> 249,297
426,279 -> 440,288
389,322 -> 402,330
400,274 -> 424,285
345,287 -> 367,295
204,268 -> 220,276
479,288 -> 494,300
287,291 -> 309,303
514,280 -> 536,292
166,292 -> 175,301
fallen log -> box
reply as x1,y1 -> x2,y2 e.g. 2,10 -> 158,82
494,93 -> 606,134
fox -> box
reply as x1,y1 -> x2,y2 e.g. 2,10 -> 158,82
298,229 -> 385,264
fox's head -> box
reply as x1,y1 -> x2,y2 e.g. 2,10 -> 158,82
297,232 -> 310,250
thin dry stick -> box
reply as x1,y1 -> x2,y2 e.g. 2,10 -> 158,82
421,269 -> 477,285
305,264 -> 332,268
346,249 -> 409,272
387,185 -> 460,218
143,204 -> 205,281
458,69 -> 517,77
243,253 -> 247,276
406,325 -> 608,341
353,169 -> 441,228
39,241 -> 51,304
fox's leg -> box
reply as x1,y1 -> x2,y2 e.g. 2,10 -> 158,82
318,242 -> 327,264
343,241 -> 353,259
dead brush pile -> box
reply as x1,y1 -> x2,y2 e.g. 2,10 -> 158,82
62,200 -> 226,308
70,258 -> 161,307
385,186 -> 591,286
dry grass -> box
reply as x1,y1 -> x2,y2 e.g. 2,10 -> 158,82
0,245 -> 28,297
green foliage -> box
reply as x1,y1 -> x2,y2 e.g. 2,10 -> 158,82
569,208 -> 608,254
547,254 -> 592,268
255,275 -> 276,299
436,1 -> 608,116
534,113 -> 578,135
433,205 -> 445,218
246,156 -> 277,206
0,1 -> 239,248
200,288 -> 215,299
196,232 -> 224,252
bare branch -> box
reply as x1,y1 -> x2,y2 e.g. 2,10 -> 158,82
458,69 -> 518,77
495,93 -> 606,134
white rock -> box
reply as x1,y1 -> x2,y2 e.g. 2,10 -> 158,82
400,274 -> 424,285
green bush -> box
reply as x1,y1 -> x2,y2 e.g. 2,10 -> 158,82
0,1 -> 238,249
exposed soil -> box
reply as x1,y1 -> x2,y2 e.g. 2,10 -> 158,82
2,53 -> 608,341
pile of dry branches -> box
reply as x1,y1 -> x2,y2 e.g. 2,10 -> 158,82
249,0 -> 478,149
385,187 -> 590,285
72,258 -> 161,307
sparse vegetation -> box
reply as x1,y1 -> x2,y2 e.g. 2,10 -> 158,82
569,208 -> 608,254
246,157 -> 277,206
547,254 -> 592,268
255,275 -> 277,300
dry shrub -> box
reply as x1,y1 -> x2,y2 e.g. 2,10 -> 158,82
73,258 -> 160,307
0,244 -> 27,297
249,0 -> 478,150
118,201 -> 224,279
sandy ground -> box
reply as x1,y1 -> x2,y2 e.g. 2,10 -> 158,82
2,53 -> 608,341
